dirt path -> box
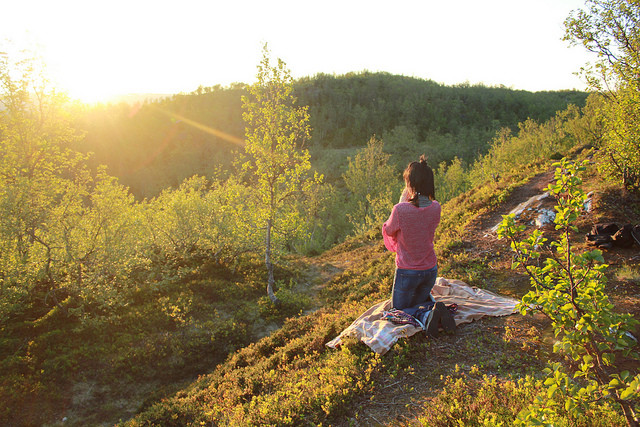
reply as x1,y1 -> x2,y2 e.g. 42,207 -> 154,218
292,238 -> 382,312
474,169 -> 556,233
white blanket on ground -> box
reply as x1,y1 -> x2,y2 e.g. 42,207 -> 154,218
326,277 -> 520,355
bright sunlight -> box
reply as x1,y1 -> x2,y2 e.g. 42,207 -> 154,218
2,0 -> 592,103
63,80 -> 126,104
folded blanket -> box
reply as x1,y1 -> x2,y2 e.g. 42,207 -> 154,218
326,277 -> 520,355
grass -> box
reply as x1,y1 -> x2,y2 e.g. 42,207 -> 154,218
5,148 -> 640,426
616,266 -> 640,284
0,254 -> 312,426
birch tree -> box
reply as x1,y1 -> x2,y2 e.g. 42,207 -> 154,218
565,0 -> 640,191
242,45 -> 316,303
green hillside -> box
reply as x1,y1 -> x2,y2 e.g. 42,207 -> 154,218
123,149 -> 640,426
3,81 -> 638,424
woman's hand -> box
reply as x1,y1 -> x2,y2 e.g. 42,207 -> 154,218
400,187 -> 410,203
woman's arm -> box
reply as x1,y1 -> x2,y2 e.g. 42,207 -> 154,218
382,206 -> 400,252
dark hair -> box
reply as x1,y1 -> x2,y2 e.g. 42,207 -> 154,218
403,154 -> 435,207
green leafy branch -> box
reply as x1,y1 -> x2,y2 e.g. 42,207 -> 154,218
498,158 -> 640,426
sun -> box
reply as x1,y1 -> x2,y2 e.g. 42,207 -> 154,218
47,52 -> 137,105
60,77 -> 127,105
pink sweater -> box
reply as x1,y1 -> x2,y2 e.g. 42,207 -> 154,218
382,201 -> 441,270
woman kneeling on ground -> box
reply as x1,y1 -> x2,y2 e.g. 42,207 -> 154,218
382,155 -> 455,337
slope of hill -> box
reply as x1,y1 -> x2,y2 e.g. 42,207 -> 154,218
122,149 -> 640,426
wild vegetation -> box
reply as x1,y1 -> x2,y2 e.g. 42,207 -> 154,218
499,159 -> 640,425
1,1 -> 640,425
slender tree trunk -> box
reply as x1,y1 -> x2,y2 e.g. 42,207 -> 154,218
265,219 -> 279,304
620,400 -> 639,427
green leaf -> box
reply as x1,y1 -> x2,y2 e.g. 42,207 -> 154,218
619,387 -> 635,400
547,384 -> 558,398
564,398 -> 576,413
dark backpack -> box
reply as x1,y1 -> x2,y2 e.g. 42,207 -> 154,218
590,223 -> 620,235
613,224 -> 635,248
586,223 -> 618,249
586,223 -> 637,249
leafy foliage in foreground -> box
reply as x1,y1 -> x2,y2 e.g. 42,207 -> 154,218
499,159 -> 640,425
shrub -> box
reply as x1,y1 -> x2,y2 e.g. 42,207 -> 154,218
498,159 -> 640,426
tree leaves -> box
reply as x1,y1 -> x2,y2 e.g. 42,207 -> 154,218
565,0 -> 640,192
241,44 -> 319,301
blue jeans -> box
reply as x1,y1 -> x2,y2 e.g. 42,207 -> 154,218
391,266 -> 437,320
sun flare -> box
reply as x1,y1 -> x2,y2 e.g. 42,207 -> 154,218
65,84 -> 121,104
55,71 -> 131,105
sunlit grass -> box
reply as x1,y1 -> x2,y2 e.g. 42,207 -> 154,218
616,265 -> 640,284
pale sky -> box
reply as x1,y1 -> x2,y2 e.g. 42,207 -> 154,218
1,0 -> 594,103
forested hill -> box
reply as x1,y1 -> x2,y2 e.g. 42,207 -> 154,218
295,72 -> 587,150
75,72 -> 588,198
